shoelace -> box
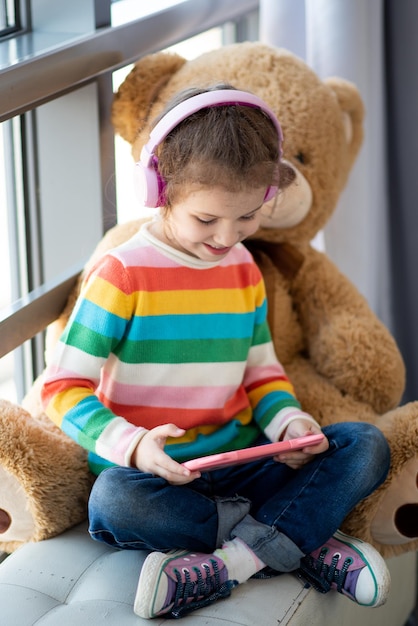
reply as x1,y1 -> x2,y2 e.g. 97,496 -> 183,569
296,549 -> 351,594
170,559 -> 237,619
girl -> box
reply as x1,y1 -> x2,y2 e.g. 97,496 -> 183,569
41,85 -> 391,619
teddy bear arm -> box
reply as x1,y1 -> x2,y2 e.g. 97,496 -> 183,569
293,249 -> 405,413
284,354 -> 379,425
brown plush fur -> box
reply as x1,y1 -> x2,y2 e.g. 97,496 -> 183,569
97,42 -> 418,558
0,396 -> 93,553
1,43 -> 417,559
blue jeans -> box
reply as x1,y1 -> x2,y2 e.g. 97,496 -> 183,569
88,422 -> 390,572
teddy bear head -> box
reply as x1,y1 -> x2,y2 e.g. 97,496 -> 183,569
112,41 -> 364,247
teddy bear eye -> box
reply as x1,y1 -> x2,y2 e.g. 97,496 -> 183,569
295,151 -> 307,165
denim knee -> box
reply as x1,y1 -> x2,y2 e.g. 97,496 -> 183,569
89,467 -> 120,506
350,421 -> 390,466
324,421 -> 391,491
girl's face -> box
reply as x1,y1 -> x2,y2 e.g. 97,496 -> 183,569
159,186 -> 266,261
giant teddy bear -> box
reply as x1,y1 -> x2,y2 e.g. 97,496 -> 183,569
0,42 -> 417,559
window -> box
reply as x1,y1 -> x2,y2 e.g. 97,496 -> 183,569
0,0 -> 259,403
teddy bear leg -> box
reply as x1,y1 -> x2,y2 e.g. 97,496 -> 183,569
0,466 -> 37,549
0,399 -> 93,553
370,455 -> 418,546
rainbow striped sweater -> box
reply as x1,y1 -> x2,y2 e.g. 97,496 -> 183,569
41,222 -> 317,474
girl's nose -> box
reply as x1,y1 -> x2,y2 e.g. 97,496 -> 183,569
213,227 -> 240,248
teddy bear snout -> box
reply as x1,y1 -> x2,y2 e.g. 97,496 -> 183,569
260,160 -> 312,229
394,502 -> 418,539
370,456 -> 418,545
0,510 -> 11,533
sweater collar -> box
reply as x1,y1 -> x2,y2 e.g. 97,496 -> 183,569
140,220 -> 226,269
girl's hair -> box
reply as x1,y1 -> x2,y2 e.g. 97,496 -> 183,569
152,84 -> 293,209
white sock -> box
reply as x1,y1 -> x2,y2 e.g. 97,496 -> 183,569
214,537 -> 266,583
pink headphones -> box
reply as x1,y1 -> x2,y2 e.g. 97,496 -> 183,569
135,89 -> 283,208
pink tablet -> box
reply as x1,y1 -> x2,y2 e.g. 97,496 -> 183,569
182,433 -> 325,472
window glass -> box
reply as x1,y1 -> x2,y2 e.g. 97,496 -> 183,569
0,122 -> 17,401
0,0 -> 18,36
0,124 -> 12,309
111,0 -> 185,26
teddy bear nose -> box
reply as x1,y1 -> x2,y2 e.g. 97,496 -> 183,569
394,502 -> 418,539
0,509 -> 11,533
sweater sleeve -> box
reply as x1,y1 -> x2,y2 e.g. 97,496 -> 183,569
243,273 -> 320,442
41,254 -> 148,467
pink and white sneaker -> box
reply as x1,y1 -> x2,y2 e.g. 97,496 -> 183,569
134,549 -> 237,619
297,530 -> 391,607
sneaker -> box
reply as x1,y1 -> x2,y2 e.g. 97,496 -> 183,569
134,549 -> 237,619
296,530 -> 391,607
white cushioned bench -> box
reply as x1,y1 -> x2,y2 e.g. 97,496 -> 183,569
0,522 -> 415,625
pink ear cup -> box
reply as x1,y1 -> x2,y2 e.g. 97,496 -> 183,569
135,157 -> 164,208
264,185 -> 278,202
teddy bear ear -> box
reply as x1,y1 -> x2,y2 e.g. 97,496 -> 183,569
324,77 -> 365,165
112,52 -> 187,145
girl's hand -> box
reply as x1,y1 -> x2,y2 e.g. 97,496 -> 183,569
275,419 -> 329,470
131,424 -> 201,485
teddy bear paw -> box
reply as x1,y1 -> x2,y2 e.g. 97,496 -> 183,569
0,466 -> 37,546
370,456 -> 418,545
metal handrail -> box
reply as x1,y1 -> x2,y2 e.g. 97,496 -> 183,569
0,0 -> 258,122
0,264 -> 82,357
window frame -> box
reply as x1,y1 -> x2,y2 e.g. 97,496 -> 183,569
0,0 -> 259,400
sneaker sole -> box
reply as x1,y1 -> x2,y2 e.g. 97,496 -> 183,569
334,530 -> 391,607
134,549 -> 189,618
